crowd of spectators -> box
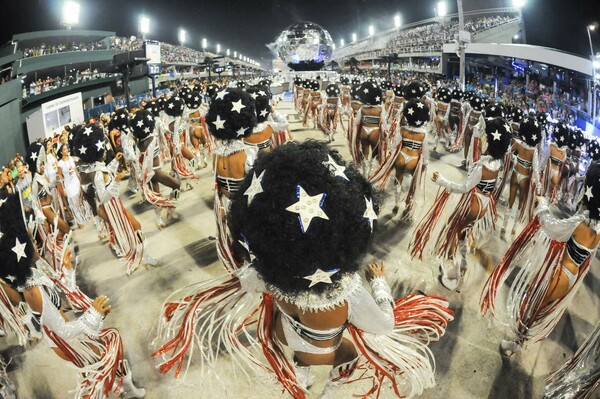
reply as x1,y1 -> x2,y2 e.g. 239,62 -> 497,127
23,69 -> 119,99
0,153 -> 26,198
337,14 -> 517,60
21,40 -> 108,58
464,15 -> 514,34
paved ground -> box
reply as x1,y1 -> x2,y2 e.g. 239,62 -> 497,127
4,97 -> 599,398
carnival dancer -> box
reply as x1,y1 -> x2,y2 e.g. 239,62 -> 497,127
44,139 -> 68,223
501,116 -> 543,236
381,80 -> 394,113
293,77 -> 304,113
152,140 -> 454,399
183,90 -> 210,170
384,84 -> 406,144
57,143 -> 92,228
317,83 -> 342,142
409,118 -> 512,291
564,128 -> 587,210
71,124 -> 157,274
162,96 -> 198,190
541,121 -> 569,201
458,95 -> 486,169
445,89 -> 464,151
26,142 -> 70,257
350,81 -> 384,177
432,87 -> 451,153
131,109 -> 181,229
370,99 -> 430,221
481,164 -> 600,356
544,322 -> 600,399
303,80 -> 322,129
0,192 -> 145,399
339,76 -> 351,113
205,88 -> 258,272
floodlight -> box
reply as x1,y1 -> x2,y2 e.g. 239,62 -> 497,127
216,44 -> 221,53
512,0 -> 526,8
227,49 -> 230,56
139,16 -> 150,35
394,14 -> 402,29
202,38 -> 207,49
61,1 -> 80,28
179,29 -> 186,45
437,2 -> 447,17
368,25 -> 375,36
352,33 -> 357,43
340,39 -> 345,46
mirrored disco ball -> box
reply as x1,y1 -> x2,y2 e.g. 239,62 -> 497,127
275,21 -> 334,71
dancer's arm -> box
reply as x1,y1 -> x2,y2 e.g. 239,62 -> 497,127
535,197 -> 585,241
434,163 -> 482,193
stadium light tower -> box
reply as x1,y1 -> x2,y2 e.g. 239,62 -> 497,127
512,0 -> 526,7
368,25 -> 375,37
352,33 -> 357,43
216,44 -> 221,54
588,23 -> 598,121
394,14 -> 402,29
226,48 -> 230,56
139,16 -> 150,40
437,2 -> 447,17
61,1 -> 80,29
340,38 -> 345,47
178,29 -> 186,46
202,38 -> 208,51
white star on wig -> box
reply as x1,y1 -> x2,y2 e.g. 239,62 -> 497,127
79,145 -> 87,155
0,198 -> 6,208
216,90 -> 229,100
407,107 -> 415,116
259,109 -> 269,118
363,197 -> 378,232
491,130 -> 502,141
303,268 -> 339,288
375,96 -> 381,102
322,154 -> 349,181
12,238 -> 27,262
30,152 -> 38,161
212,115 -> 226,130
168,103 -> 175,109
531,134 -> 537,141
504,124 -> 511,133
285,185 -> 329,233
236,127 -> 247,137
83,126 -> 93,136
249,92 -> 258,100
5,275 -> 15,283
534,120 -> 539,128
244,170 -> 265,205
417,102 -> 425,109
585,185 -> 594,201
363,88 -> 369,94
137,120 -> 144,127
95,140 -> 104,152
231,99 -> 246,113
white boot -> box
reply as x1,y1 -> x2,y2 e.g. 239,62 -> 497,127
138,231 -> 159,267
318,357 -> 359,399
501,207 -> 513,236
294,363 -> 314,390
94,216 -> 107,240
440,258 -> 461,291
120,370 -> 145,398
154,207 -> 165,229
167,207 -> 180,222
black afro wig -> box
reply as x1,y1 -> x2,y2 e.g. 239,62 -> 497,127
519,117 -> 543,147
403,99 -> 430,129
0,192 -> 34,289
205,88 -> 257,140
484,117 -> 512,160
229,140 -> 379,295
71,124 -> 106,163
130,110 -> 156,141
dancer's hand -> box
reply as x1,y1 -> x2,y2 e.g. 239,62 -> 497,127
115,171 -> 126,182
366,262 -> 385,281
92,295 -> 111,317
432,171 -> 440,182
115,152 -> 123,161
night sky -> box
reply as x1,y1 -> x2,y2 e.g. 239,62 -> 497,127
1,0 -> 599,66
